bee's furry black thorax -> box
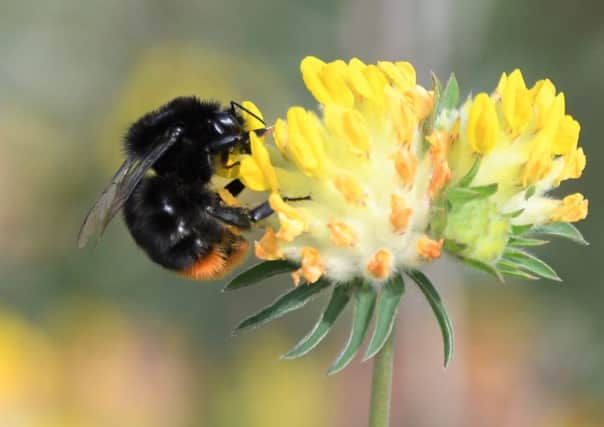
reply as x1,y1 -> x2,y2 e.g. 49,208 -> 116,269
125,97 -> 222,181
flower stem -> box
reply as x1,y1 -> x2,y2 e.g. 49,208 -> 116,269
368,330 -> 395,427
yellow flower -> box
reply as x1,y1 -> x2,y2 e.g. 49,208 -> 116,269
234,57 -> 587,285
467,93 -> 500,154
553,115 -> 580,155
557,147 -> 586,185
551,193 -> 588,223
239,132 -> 279,192
530,78 -> 557,129
500,69 -> 532,136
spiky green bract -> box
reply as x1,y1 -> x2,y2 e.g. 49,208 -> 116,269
235,278 -> 330,332
363,275 -> 405,361
328,283 -> 377,375
282,284 -> 351,359
224,260 -> 298,291
407,270 -> 454,366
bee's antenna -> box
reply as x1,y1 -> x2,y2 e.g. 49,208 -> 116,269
230,101 -> 266,126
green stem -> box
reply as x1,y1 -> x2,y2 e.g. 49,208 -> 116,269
368,330 -> 395,427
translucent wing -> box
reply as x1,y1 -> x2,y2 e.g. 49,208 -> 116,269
77,130 -> 181,248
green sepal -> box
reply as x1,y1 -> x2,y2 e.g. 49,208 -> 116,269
431,71 -> 443,109
407,270 -> 454,367
423,72 -> 442,137
511,224 -> 533,235
530,222 -> 588,245
507,237 -> 549,247
429,195 -> 449,238
497,260 -> 539,280
502,248 -> 561,281
234,279 -> 331,332
463,257 -> 503,282
363,275 -> 405,361
524,185 -> 536,200
439,73 -> 460,112
456,157 -> 481,188
443,239 -> 467,254
327,283 -> 377,375
446,183 -> 498,204
282,284 -> 351,360
224,260 -> 298,291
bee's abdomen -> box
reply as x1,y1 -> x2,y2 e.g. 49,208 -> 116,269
123,175 -> 244,276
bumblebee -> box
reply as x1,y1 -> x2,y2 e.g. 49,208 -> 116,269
78,97 -> 278,279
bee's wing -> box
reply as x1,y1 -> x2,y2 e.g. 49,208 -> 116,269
77,133 -> 179,248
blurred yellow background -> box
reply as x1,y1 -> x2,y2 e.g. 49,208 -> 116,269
1,1 -> 602,426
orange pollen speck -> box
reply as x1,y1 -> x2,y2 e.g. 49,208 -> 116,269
392,149 -> 417,187
429,160 -> 451,198
254,228 -> 284,260
327,220 -> 358,247
551,193 -> 588,223
427,131 -> 452,198
333,175 -> 366,206
417,236 -> 444,261
366,249 -> 392,280
294,247 -> 326,285
389,194 -> 413,233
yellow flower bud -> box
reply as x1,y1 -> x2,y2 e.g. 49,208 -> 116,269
501,69 -> 532,136
300,56 -> 332,105
378,60 -> 416,93
530,79 -> 556,129
346,58 -> 373,98
240,100 -> 265,131
553,115 -> 580,155
286,107 -> 327,177
557,147 -> 586,185
523,130 -> 553,187
467,93 -> 500,154
238,133 -> 279,192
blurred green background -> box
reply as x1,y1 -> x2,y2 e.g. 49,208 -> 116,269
1,0 -> 602,426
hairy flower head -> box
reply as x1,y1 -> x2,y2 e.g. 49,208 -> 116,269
234,58 -> 588,285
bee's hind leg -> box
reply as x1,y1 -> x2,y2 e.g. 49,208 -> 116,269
207,195 -> 311,228
248,196 -> 311,222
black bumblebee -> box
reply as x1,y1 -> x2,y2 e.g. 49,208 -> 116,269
78,97 -> 279,279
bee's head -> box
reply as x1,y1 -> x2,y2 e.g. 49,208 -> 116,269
211,111 -> 243,139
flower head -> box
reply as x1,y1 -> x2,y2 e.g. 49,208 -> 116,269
236,58 -> 587,285
226,57 -> 589,372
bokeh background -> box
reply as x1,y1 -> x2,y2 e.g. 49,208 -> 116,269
1,0 -> 602,426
